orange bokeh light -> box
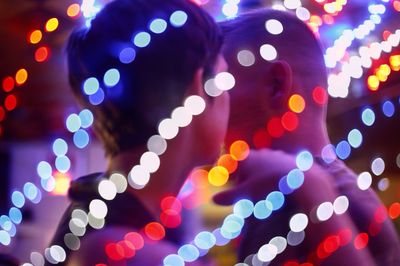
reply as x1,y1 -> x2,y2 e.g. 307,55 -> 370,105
394,1 -> 400,12
190,169 -> 209,189
389,202 -> 400,219
67,3 -> 81,18
217,154 -> 238,174
15,68 -> 28,85
52,172 -> 71,196
29,30 -> 42,44
230,140 -> 250,161
288,94 -> 306,113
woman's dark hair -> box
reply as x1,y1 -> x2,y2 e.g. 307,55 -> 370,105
67,0 -> 222,156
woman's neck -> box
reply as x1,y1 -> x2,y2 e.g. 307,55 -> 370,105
106,131 -> 196,218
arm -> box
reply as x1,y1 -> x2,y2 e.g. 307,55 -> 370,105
214,149 -> 376,265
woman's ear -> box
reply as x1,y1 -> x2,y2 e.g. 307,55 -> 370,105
267,60 -> 292,109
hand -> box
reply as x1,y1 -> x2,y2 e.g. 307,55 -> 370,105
213,148 -> 298,206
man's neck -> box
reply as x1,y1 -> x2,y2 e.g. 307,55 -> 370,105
269,121 -> 331,157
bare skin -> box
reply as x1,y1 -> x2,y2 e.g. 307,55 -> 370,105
69,58 -> 230,266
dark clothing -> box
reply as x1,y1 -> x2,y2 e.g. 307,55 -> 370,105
238,159 -> 400,265
46,173 -> 181,266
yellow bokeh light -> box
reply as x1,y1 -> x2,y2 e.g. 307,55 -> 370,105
230,140 -> 250,161
376,70 -> 388,82
208,166 -> 229,187
310,15 -> 323,26
389,55 -> 400,71
45,18 -> 59,32
52,172 -> 71,196
67,3 -> 81,18
367,75 -> 379,91
288,94 -> 306,114
15,68 -> 28,85
379,64 -> 391,76
29,30 -> 42,44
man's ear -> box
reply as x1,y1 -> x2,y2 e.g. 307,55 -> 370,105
267,60 -> 292,109
185,68 -> 206,99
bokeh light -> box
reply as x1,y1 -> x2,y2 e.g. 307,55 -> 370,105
361,108 -> 375,126
260,44 -> 278,61
2,76 -> 14,92
230,140 -> 249,161
34,46 -> 50,62
103,68 -> 120,87
52,172 -> 71,196
288,94 -> 306,113
208,166 -> 229,187
217,154 -> 238,174
29,30 -> 42,44
265,19 -> 283,35
144,222 -> 165,241
67,4 -> 81,18
4,95 -> 17,111
45,18 -> 59,32
237,50 -> 255,67
15,68 -> 28,85
149,18 -> 167,34
170,10 -> 188,27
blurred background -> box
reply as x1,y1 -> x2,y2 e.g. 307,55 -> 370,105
0,0 -> 399,264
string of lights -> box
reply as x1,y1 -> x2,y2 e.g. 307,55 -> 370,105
367,53 -> 400,91
0,3 -> 82,137
328,29 -> 400,98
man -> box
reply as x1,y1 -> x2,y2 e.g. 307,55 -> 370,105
47,0 -> 229,265
215,9 -> 400,265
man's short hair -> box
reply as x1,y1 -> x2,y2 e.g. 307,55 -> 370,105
67,0 -> 222,156
221,8 -> 327,89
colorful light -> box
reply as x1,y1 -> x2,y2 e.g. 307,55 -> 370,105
45,18 -> 59,32
29,30 -> 42,44
4,95 -> 17,111
34,46 -> 50,63
288,94 -> 306,113
67,3 -> 81,18
15,68 -> 28,85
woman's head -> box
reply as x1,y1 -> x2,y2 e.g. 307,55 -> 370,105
67,0 -> 223,157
